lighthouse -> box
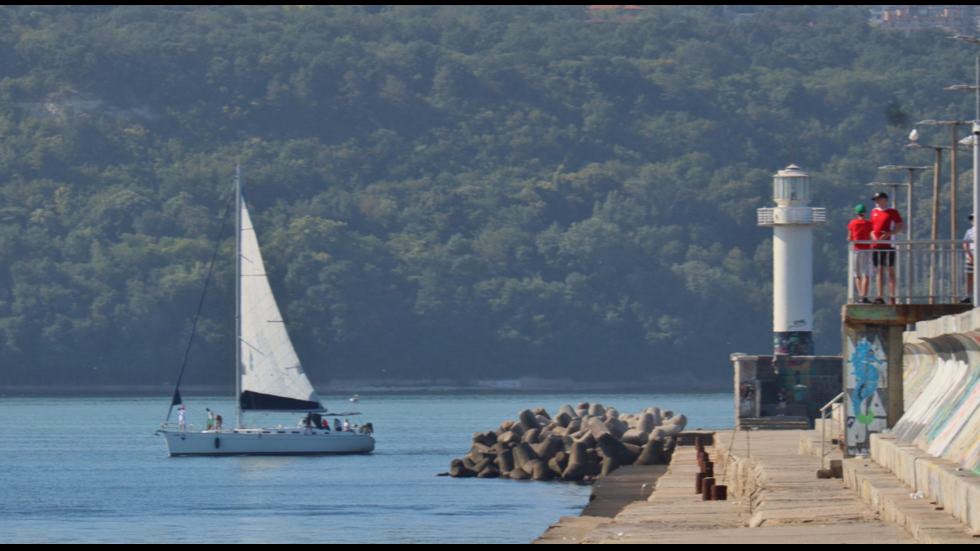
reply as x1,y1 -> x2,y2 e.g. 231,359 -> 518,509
758,165 -> 827,356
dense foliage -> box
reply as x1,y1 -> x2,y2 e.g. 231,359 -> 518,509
0,5 -> 975,388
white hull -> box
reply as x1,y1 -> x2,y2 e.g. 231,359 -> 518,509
161,429 -> 375,456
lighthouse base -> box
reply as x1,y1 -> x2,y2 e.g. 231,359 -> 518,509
774,331 -> 814,356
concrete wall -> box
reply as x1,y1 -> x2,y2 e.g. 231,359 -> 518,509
896,309 -> 980,472
842,304 -> 970,457
732,354 -> 842,423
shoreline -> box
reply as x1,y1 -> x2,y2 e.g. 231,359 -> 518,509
0,384 -> 731,398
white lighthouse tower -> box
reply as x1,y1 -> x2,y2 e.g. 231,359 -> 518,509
758,165 -> 826,356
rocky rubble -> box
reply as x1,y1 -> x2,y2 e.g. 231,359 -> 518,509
446,403 -> 686,481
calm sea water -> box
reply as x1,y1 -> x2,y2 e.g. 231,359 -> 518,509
0,393 -> 732,544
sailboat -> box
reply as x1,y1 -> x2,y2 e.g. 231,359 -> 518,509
159,167 -> 375,456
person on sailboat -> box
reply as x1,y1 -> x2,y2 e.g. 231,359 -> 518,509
215,415 -> 223,432
334,418 -> 342,432
206,408 -> 214,432
178,406 -> 187,431
343,419 -> 351,432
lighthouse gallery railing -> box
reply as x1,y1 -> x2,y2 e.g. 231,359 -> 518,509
847,240 -> 972,305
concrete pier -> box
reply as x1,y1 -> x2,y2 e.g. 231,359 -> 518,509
536,428 -> 980,544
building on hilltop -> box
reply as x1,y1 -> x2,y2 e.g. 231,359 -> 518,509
870,5 -> 977,35
586,5 -> 644,24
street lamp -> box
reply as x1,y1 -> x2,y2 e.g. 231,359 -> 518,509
946,35 -> 980,305
905,141 -> 971,240
916,120 -> 972,241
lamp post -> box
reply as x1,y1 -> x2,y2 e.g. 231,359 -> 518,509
915,121 -> 972,240
906,141 -> 972,302
945,35 -> 980,305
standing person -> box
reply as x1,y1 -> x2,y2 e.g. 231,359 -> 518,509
334,418 -> 342,432
848,204 -> 874,304
343,419 -> 351,432
870,192 -> 905,305
178,406 -> 187,432
215,415 -> 223,432
966,215 -> 976,304
206,408 -> 214,432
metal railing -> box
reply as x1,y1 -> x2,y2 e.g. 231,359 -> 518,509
820,392 -> 845,470
758,207 -> 827,226
847,240 -> 972,304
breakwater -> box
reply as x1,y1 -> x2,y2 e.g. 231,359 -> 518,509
446,403 -> 686,481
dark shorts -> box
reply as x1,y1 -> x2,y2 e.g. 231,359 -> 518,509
873,249 -> 896,267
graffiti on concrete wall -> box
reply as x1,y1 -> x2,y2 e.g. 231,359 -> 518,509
845,331 -> 889,456
774,331 -> 815,356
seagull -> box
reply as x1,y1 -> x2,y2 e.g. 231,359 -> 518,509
961,135 -> 976,146
909,129 -> 919,142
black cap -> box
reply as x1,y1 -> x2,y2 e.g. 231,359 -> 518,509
872,192 -> 889,201
970,215 -> 975,222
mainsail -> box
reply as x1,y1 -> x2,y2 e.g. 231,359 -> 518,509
238,199 -> 323,411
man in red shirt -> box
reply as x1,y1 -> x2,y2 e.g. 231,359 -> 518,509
847,204 -> 873,303
870,192 -> 905,305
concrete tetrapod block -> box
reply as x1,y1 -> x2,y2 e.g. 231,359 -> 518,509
621,429 -> 649,447
496,449 -> 515,476
634,438 -> 665,466
533,407 -> 551,420
650,408 -> 663,427
472,458 -> 494,474
528,460 -> 555,481
597,433 -> 640,465
606,407 -> 620,419
513,442 -> 540,471
508,468 -> 531,481
605,418 -> 629,439
664,413 -> 687,432
522,428 -> 541,445
588,403 -> 605,417
519,409 -> 542,433
477,466 -> 500,479
558,404 -> 579,420
533,436 -> 562,463
554,412 -> 573,429
451,460 -> 478,479
567,419 -> 582,434
637,413 -> 656,434
599,456 -> 621,478
562,442 -> 593,482
588,418 -> 612,439
664,436 -> 677,462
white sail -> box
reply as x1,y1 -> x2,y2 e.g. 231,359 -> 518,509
239,200 -> 322,411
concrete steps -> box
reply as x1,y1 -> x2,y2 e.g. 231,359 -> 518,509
870,433 -> 980,537
738,417 -> 810,431
843,457 -> 978,544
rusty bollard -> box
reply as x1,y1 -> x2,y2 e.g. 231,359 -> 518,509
695,436 -> 704,453
696,472 -> 705,494
704,461 -> 714,479
702,477 -> 716,501
712,485 -> 728,501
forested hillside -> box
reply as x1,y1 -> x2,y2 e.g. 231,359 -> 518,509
0,5 -> 975,388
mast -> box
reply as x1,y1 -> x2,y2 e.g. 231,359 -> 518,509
236,165 -> 243,430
